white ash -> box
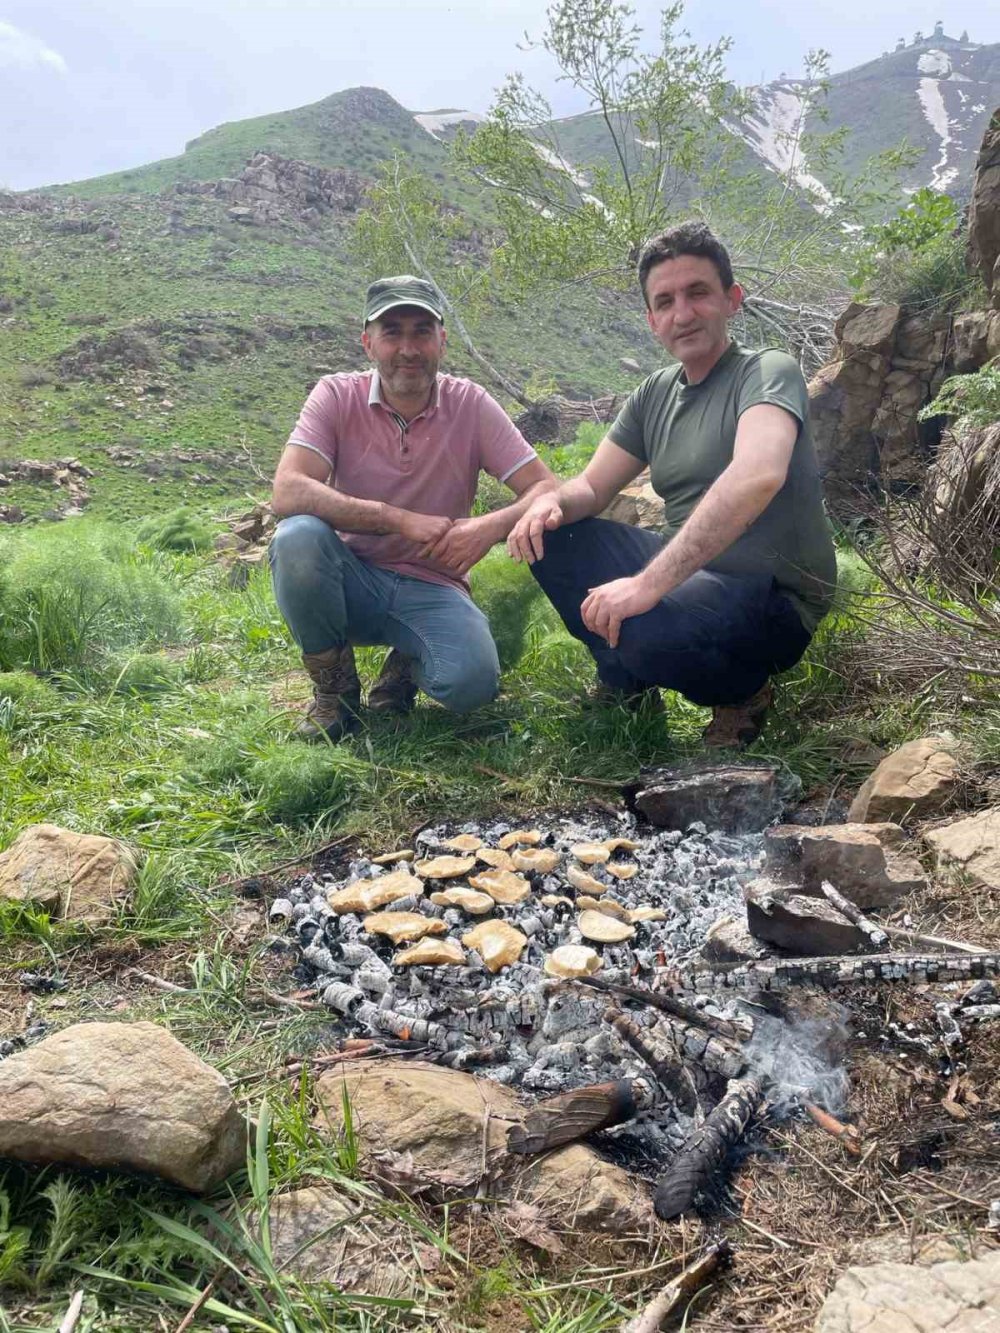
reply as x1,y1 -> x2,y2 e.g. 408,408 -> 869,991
274,812 -> 766,1156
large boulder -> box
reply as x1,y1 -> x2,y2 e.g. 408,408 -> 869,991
848,737 -> 960,825
950,310 -> 1000,373
0,823 -> 137,922
0,1022 -> 246,1191
315,1061 -> 522,1190
764,823 -> 926,909
925,806 -> 1000,891
815,1250 -> 1000,1332
967,109 -> 1000,300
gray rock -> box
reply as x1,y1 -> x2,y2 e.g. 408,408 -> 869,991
745,879 -> 870,955
0,1022 -> 246,1191
815,1250 -> 1000,1332
763,823 -> 925,909
628,762 -> 780,834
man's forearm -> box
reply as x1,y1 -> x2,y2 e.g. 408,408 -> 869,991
273,473 -> 407,536
554,475 -> 603,525
476,477 -> 561,542
637,467 -> 782,597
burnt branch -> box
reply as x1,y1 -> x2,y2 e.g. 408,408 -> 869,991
506,1077 -> 654,1155
653,1076 -> 765,1220
675,950 -> 1000,994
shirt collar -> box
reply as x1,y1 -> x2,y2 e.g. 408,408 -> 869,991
367,370 -> 440,416
678,339 -> 739,390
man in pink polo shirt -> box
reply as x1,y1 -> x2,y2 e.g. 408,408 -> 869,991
269,275 -> 557,741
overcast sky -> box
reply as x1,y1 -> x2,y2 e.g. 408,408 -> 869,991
1,0 -> 996,190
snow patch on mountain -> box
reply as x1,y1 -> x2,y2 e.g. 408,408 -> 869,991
741,84 -> 836,208
415,110 -> 485,139
530,142 -> 590,189
917,77 -> 958,191
918,49 -> 951,76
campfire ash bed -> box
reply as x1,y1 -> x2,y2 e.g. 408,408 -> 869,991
270,792 -> 901,1219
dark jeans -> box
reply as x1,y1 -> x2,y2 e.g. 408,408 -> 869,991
529,518 -> 811,707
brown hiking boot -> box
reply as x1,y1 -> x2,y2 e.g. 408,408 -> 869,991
702,682 -> 773,750
586,680 -> 665,715
298,646 -> 362,742
368,649 -> 418,716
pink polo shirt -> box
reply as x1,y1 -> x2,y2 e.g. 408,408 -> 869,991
286,370 -> 536,594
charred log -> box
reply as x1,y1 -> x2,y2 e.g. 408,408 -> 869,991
604,1009 -> 699,1113
574,973 -> 752,1042
507,1077 -> 655,1154
653,1076 -> 765,1220
674,951 -> 1000,994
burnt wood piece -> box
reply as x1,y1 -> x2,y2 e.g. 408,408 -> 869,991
673,951 -> 1000,993
646,1011 -> 746,1080
621,1240 -> 732,1333
818,880 -> 889,951
574,973 -> 751,1042
604,1009 -> 699,1114
653,1076 -> 765,1220
507,1077 -> 654,1155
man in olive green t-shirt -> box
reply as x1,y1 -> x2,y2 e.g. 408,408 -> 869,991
507,221 -> 836,747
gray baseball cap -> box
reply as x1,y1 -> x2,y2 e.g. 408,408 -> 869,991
363,275 -> 444,325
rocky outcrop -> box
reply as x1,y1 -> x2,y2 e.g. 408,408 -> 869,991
808,302 -> 951,511
174,151 -> 367,226
815,1250 -> 1000,1332
0,824 -> 137,922
967,109 -> 1000,302
0,1023 -> 246,1191
847,736 -> 960,824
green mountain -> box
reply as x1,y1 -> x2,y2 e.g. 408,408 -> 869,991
0,89 -> 653,526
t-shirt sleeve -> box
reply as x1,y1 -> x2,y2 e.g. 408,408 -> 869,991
606,383 -> 649,463
286,377 -> 339,468
476,390 -> 538,483
737,350 -> 809,429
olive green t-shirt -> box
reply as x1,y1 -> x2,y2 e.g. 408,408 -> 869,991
607,341 -> 836,633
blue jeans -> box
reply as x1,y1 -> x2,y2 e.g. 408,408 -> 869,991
269,515 -> 500,714
530,517 -> 811,707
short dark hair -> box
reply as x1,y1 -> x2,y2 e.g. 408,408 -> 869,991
637,222 -> 735,305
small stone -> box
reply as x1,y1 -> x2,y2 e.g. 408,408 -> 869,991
576,895 -> 630,920
462,920 -> 528,972
566,863 -> 608,895
468,868 -> 532,904
570,842 -> 611,865
475,847 -> 515,871
745,879 -> 870,955
543,944 -> 603,978
430,887 -> 495,916
701,914 -> 768,963
606,862 -> 637,880
848,737 -> 960,825
413,855 -> 477,880
512,847 -> 560,875
0,823 -> 138,922
578,910 -> 635,944
442,834 -> 483,853
363,912 -> 448,943
370,849 -> 415,865
517,1143 -> 653,1233
629,906 -> 666,923
498,830 -> 542,849
394,937 -> 466,967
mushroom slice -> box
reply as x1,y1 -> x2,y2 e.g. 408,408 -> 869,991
462,920 -> 528,973
430,887 -> 495,916
570,841 -> 611,865
413,855 -> 478,879
606,862 -> 638,880
566,863 -> 608,895
364,912 -> 447,943
394,937 -> 466,967
540,894 -> 574,908
361,867 -> 426,910
468,868 -> 531,905
370,848 -> 415,865
577,910 -> 635,944
475,847 -> 515,871
603,838 -> 641,853
629,906 -> 667,923
576,895 -> 630,921
498,829 -> 542,849
512,847 -> 560,875
442,833 -> 483,853
544,944 -> 602,979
